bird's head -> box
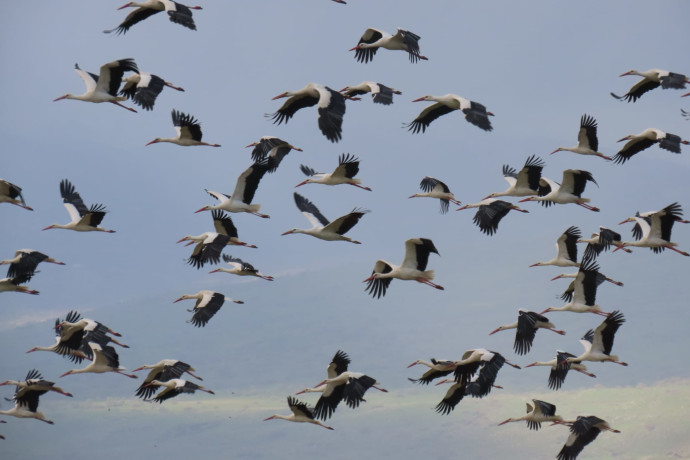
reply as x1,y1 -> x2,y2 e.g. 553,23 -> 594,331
550,147 -> 564,155
411,95 -> 434,102
59,370 -> 74,378
42,223 -> 57,231
145,138 -> 162,146
294,179 -> 312,188
53,94 -> 72,102
281,229 -> 298,236
619,70 -> 637,77
194,206 -> 212,214
539,308 -> 552,315
489,326 -> 506,335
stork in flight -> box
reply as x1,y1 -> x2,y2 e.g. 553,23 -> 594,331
246,136 -> 302,173
0,274 -> 39,295
174,290 -> 244,327
133,360 -> 203,399
53,59 -> 139,112
498,399 -> 563,430
60,342 -> 137,378
540,257 -> 612,316
489,310 -> 565,355
364,238 -> 444,298
406,94 -> 494,133
613,128 -> 688,164
529,226 -> 581,268
1,249 -> 65,282
296,153 -> 371,191
561,311 -> 628,366
409,176 -> 461,214
457,199 -> 529,236
350,28 -> 427,63
611,68 -> 689,102
519,170 -> 599,212
143,379 -> 214,403
618,202 -> 689,256
146,109 -> 221,147
120,72 -> 184,111
554,415 -> 620,460
43,179 -> 115,233
551,114 -> 612,160
0,179 -> 32,210
282,193 -> 369,244
104,0 -> 202,35
340,81 -> 402,105
195,161 -> 271,218
483,155 -> 545,199
209,254 -> 274,280
578,227 -> 631,259
524,350 -> 596,391
264,396 -> 334,430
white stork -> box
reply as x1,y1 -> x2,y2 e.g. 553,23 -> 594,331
174,290 -> 243,327
264,396 -> 334,430
363,238 -> 444,298
489,310 -> 565,355
180,232 -> 229,269
104,0 -> 202,35
269,83 -> 356,143
1,249 -> 65,281
297,153 -> 371,190
350,28 -> 427,63
177,211 -> 257,249
577,227 -> 631,259
195,161 -> 270,218
0,275 -> 39,295
483,155 -> 545,199
611,68 -> 689,102
446,349 -> 520,386
457,199 -> 528,236
53,59 -> 139,112
60,342 -> 137,378
133,360 -> 203,399
340,81 -> 402,105
618,202 -> 689,256
541,258 -> 611,316
0,396 -> 54,425
530,226 -> 581,268
562,311 -> 628,366
407,358 -> 455,385
613,128 -> 688,164
551,114 -> 612,160
0,179 -> 32,210
497,400 -> 563,430
524,351 -> 596,391
42,179 -> 115,233
554,415 -> 620,460
432,374 -> 504,415
282,193 -> 369,244
143,379 -> 214,403
406,94 -> 494,133
246,136 -> 302,173
409,176 -> 461,213
519,170 -> 599,212
0,369 -> 73,399
209,254 -> 274,280
119,72 -> 184,111
146,109 -> 220,147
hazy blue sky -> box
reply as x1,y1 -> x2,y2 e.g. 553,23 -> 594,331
1,1 -> 689,458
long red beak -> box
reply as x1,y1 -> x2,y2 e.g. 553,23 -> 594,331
272,92 -> 288,100
411,97 -> 426,102
489,328 -> 501,335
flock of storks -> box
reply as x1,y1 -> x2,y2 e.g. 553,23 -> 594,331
2,1 -> 689,459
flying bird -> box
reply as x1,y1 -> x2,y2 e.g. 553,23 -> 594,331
551,114 -> 612,160
0,179 -> 32,210
364,238 -> 443,298
282,193 -> 369,244
1,250 -> 65,281
340,82 -> 402,105
529,226 -> 581,268
613,128 -> 688,164
146,109 -> 220,147
540,257 -> 611,316
43,179 -> 115,233
497,399 -> 563,430
0,391 -> 54,425
489,310 -> 565,355
53,59 -> 139,112
432,373 -> 503,415
524,351 -> 596,391
0,369 -> 73,401
577,227 -> 631,259
143,379 -> 214,403
269,83 -> 354,142
554,415 -> 620,460
483,155 -> 545,199
561,311 -> 628,366
246,136 -> 302,172
447,349 -> 520,387
209,254 -> 274,280
60,342 -> 137,378
519,170 -> 599,212
181,232 -> 229,269
350,28 -> 427,63
195,161 -> 271,218
611,68 -> 689,102
296,153 -> 371,190
409,176 -> 461,214
177,211 -> 257,250
119,72 -> 184,110
407,359 -> 456,385
618,202 -> 689,256
104,0 -> 202,35
174,290 -> 244,327
264,396 -> 334,430
0,274 -> 39,295
457,199 -> 528,235
133,360 -> 203,399
406,94 -> 494,133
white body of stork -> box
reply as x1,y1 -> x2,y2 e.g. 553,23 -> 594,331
43,179 -> 115,233
612,68 -> 689,102
119,72 -> 183,110
530,226 -> 581,268
104,0 -> 202,35
195,161 -> 270,218
409,176 -> 461,214
209,254 -> 274,280
174,290 -> 243,327
618,203 -> 689,256
178,211 -> 257,249
53,59 -> 139,112
613,128 -> 688,164
457,198 -> 528,236
0,179 -> 32,210
407,94 -> 494,133
264,396 -> 334,430
0,400 -> 54,425
541,258 -> 610,316
147,109 -> 220,147
1,369 -> 73,400
60,342 -> 137,378
1,249 -> 65,281
498,399 -> 563,430
297,153 -> 371,190
143,379 -> 214,403
363,238 -> 443,298
525,351 -> 596,391
269,83 -> 354,143
133,360 -> 202,399
282,193 -> 369,244
519,170 -> 599,211
179,232 -> 229,269
563,311 -> 628,366
489,310 -> 565,355
246,136 -> 302,173
577,227 -> 631,258
551,114 -> 612,160
0,275 -> 39,295
483,155 -> 545,199
350,28 -> 427,63
554,415 -> 620,460
407,359 -> 455,385
340,81 -> 402,105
